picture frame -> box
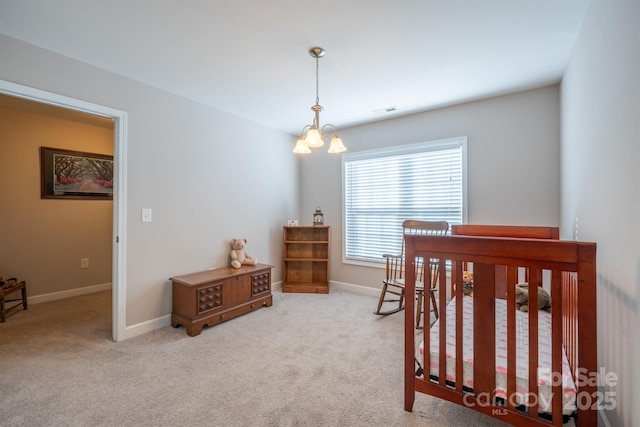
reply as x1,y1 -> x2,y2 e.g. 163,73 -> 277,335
40,147 -> 114,200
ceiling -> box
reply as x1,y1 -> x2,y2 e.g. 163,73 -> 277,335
0,0 -> 590,135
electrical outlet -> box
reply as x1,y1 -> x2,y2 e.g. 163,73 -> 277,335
81,258 -> 89,269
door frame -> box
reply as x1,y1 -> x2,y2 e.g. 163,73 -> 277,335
0,80 -> 128,341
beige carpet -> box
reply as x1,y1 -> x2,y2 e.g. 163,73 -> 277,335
0,289 -> 509,427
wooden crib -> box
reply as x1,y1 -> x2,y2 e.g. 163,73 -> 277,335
403,225 -> 597,426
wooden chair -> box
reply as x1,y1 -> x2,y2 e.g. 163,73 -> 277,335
0,278 -> 28,323
374,220 -> 449,328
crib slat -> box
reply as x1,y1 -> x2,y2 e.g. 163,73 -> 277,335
527,269 -> 540,419
454,261 -> 463,392
506,266 -> 517,412
570,274 -> 578,380
473,263 -> 496,397
404,241 -> 417,411
438,259 -> 448,387
564,272 -> 578,383
420,275 -> 428,379
551,270 -> 563,426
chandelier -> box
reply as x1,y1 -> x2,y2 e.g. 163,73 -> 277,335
293,47 -> 347,154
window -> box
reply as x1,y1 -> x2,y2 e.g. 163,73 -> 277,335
342,136 -> 467,265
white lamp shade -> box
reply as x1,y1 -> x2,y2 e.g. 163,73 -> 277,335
328,135 -> 347,153
293,138 -> 312,154
304,127 -> 324,147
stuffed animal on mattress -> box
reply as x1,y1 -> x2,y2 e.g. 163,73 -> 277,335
453,271 -> 474,296
515,283 -> 551,312
462,271 -> 474,296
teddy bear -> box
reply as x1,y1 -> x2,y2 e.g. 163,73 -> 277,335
462,271 -> 474,296
229,238 -> 258,269
515,283 -> 551,312
453,271 -> 474,296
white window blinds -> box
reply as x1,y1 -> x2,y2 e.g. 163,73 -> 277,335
342,137 -> 467,264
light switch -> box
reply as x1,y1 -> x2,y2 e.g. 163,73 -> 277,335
141,208 -> 152,222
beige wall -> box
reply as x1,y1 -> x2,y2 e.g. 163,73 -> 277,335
0,98 -> 113,298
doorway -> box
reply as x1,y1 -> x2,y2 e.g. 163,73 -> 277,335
0,80 -> 127,341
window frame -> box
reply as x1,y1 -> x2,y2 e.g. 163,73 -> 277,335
341,136 -> 468,268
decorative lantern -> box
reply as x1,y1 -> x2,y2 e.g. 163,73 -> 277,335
313,207 -> 324,226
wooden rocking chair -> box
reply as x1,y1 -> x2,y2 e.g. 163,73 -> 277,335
374,219 -> 449,328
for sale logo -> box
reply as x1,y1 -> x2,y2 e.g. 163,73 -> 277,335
462,367 -> 618,413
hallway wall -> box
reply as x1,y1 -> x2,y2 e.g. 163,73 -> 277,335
0,96 -> 113,300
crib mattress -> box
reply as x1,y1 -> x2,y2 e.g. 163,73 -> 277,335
418,296 -> 577,416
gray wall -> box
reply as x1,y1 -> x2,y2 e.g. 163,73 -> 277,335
301,85 -> 561,291
0,34 -> 299,328
561,0 -> 640,425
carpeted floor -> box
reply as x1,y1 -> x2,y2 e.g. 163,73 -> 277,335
0,289 -> 510,427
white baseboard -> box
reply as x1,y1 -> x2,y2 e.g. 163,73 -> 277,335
28,282 -> 112,304
269,280 -> 378,297
329,280 -> 380,297
125,314 -> 172,340
271,279 -> 379,297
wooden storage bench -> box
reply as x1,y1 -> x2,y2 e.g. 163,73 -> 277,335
171,263 -> 272,336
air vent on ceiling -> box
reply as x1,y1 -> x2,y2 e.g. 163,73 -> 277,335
372,106 -> 397,114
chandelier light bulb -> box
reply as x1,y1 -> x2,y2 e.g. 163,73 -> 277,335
293,138 -> 311,154
328,135 -> 347,154
305,127 -> 324,147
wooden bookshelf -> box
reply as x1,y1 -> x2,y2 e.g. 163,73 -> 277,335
282,226 -> 329,293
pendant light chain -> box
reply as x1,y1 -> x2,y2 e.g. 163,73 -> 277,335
315,55 -> 320,106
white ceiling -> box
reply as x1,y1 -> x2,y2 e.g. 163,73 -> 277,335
0,0 -> 590,135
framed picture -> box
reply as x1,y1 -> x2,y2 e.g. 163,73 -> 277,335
40,147 -> 113,200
